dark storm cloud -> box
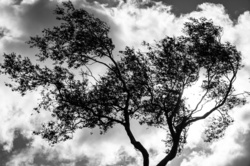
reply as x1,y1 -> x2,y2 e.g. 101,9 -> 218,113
33,152 -> 73,166
0,0 -> 59,56
0,27 -> 9,39
152,0 -> 250,20
137,1 -> 156,9
12,130 -> 32,152
0,143 -> 10,166
227,128 -> 250,166
33,148 -> 92,166
85,0 -> 157,8
17,0 -> 59,37
75,156 -> 90,166
85,0 -> 121,7
11,0 -> 23,5
0,130 -> 32,165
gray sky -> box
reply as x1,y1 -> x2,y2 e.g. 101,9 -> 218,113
0,0 -> 250,166
154,0 -> 250,20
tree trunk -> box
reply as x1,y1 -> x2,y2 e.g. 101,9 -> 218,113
124,125 -> 149,166
156,132 -> 181,166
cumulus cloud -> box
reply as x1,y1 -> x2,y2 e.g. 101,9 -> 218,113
179,105 -> 250,166
0,84 -> 37,151
0,0 -> 250,166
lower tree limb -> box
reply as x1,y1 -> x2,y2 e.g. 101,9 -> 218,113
124,125 -> 149,166
156,152 -> 175,166
156,133 -> 181,166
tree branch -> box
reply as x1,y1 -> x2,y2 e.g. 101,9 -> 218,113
186,71 -> 237,125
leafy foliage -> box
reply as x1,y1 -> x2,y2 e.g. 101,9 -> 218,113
0,1 -> 247,166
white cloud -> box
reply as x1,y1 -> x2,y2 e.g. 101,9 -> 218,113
100,0 -> 178,49
0,80 -> 36,151
180,105 -> 250,166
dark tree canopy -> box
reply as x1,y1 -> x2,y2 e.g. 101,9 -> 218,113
0,1 -> 247,166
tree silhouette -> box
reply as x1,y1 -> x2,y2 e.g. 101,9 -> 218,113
0,1 -> 247,166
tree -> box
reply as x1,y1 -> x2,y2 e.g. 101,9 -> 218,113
0,1 -> 247,166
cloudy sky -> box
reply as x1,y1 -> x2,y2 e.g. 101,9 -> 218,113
0,0 -> 250,165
